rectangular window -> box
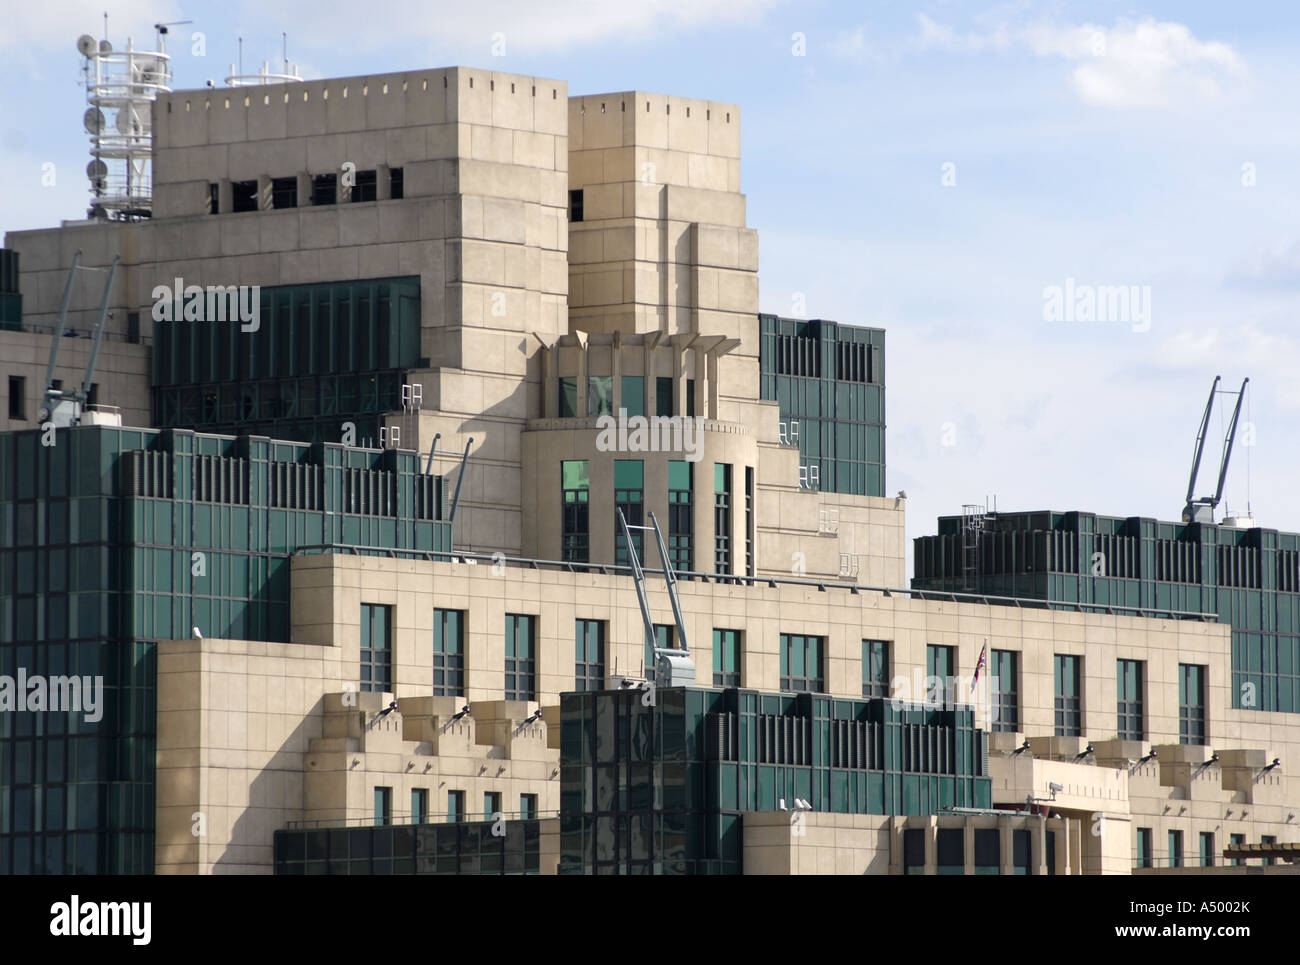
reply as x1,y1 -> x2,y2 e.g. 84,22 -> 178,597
1179,663 -> 1206,744
1229,832 -> 1244,867
231,179 -> 257,212
780,633 -> 824,693
991,649 -> 1019,732
8,375 -> 25,420
311,173 -> 337,205
614,460 -> 644,566
447,790 -> 465,823
621,375 -> 645,418
714,629 -> 740,688
656,376 -> 674,417
433,608 -> 465,697
936,828 -> 964,875
1054,654 -> 1082,737
558,376 -> 578,418
505,614 -> 537,701
561,459 -> 590,563
587,375 -> 613,417
1137,827 -> 1153,868
927,644 -> 956,709
484,791 -> 502,821
374,786 -> 392,826
687,378 -> 696,418
351,168 -> 378,202
745,466 -> 754,576
648,624 -> 673,677
520,793 -> 538,820
903,828 -> 926,875
713,463 -> 732,573
411,788 -> 428,825
668,460 -> 693,572
389,167 -> 404,199
1168,830 -> 1183,868
1117,659 -> 1144,741
1199,831 -> 1214,868
360,603 -> 393,693
575,618 -> 606,691
208,181 -> 220,214
861,640 -> 889,698
270,176 -> 297,208
1262,834 -> 1277,867
569,188 -> 583,222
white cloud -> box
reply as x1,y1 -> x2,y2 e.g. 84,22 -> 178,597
908,14 -> 1244,109
1227,238 -> 1300,288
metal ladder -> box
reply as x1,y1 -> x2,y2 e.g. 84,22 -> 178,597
617,508 -> 694,686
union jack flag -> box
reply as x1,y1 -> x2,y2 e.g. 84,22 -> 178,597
971,642 -> 988,693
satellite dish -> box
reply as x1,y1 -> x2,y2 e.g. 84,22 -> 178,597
83,107 -> 105,134
90,177 -> 106,192
87,159 -> 108,179
98,39 -> 112,53
115,107 -> 139,134
77,34 -> 97,56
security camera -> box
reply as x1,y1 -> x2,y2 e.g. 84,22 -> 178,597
1048,782 -> 1063,794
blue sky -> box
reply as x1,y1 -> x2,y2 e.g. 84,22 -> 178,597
3,1 -> 1298,575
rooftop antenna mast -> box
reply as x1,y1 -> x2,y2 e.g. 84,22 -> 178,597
1182,376 -> 1249,524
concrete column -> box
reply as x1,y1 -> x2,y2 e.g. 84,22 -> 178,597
218,179 -> 233,214
1000,814 -> 1015,875
963,816 -> 975,875
378,163 -> 392,201
297,172 -> 312,207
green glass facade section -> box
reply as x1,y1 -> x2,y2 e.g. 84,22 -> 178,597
620,376 -> 645,418
273,819 -> 542,874
758,315 -> 885,497
914,510 -> 1300,715
152,276 -> 422,444
558,686 -> 990,874
0,424 -> 451,875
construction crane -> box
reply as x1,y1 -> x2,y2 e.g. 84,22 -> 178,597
1182,375 -> 1249,525
39,249 -> 120,427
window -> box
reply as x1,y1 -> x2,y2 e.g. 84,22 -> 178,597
647,624 -> 673,676
714,629 -> 740,687
991,649 -> 1018,731
270,176 -> 297,208
1262,834 -> 1277,867
713,463 -> 732,573
936,828 -> 964,875
614,460 -> 644,566
569,188 -> 583,222
360,603 -> 393,692
974,828 -> 999,875
484,791 -> 502,821
433,608 -> 465,697
745,466 -> 754,576
351,168 -> 378,202
126,311 -> 140,344
558,377 -> 578,418
1179,664 -> 1206,744
208,181 -> 220,214
780,633 -> 823,692
310,172 -> 337,205
668,460 -> 693,572
903,828 -> 926,875
587,375 -> 612,417
519,793 -> 538,820
621,375 -> 645,418
927,644 -> 956,709
1137,827 -> 1153,868
575,619 -> 605,691
411,788 -> 428,825
862,640 -> 889,698
561,460 -> 589,562
231,179 -> 257,212
1168,830 -> 1183,868
687,378 -> 696,417
656,376 -> 674,417
1117,659 -> 1144,741
1054,654 -> 1082,737
505,614 -> 536,701
8,375 -> 25,420
1229,832 -> 1244,867
447,790 -> 465,823
1199,831 -> 1214,867
374,786 -> 392,826
389,167 -> 404,199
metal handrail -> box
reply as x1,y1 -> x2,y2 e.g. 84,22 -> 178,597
288,543 -> 1221,622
